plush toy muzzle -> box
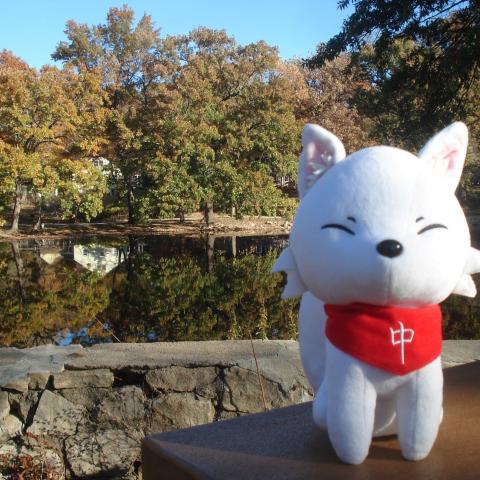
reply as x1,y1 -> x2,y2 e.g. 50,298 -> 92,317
273,122 -> 480,464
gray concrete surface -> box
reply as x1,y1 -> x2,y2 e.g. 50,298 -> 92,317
1,340 -> 479,390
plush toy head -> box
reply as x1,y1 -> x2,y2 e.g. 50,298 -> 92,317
275,122 -> 480,307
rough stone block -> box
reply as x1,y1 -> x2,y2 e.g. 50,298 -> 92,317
222,366 -> 274,413
0,344 -> 82,391
28,390 -> 87,437
442,340 -> 480,367
149,392 -> 215,433
145,366 -> 217,397
53,368 -> 114,389
0,414 -> 22,442
96,386 -> 146,429
0,391 -> 9,419
2,376 -> 29,393
8,391 -> 39,423
222,365 -> 312,414
63,340 -> 292,370
60,386 -> 110,410
236,350 -> 311,396
28,371 -> 50,390
65,428 -> 141,478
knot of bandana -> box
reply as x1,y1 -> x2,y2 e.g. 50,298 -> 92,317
324,303 -> 442,375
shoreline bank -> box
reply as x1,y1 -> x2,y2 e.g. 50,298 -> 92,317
2,212 -> 480,241
0,215 -> 292,241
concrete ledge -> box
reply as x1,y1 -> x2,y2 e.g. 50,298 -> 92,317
441,340 -> 480,367
2,340 -> 479,390
63,339 -> 300,370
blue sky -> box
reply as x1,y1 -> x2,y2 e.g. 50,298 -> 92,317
0,1 -> 353,68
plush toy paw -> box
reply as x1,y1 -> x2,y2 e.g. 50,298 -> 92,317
401,446 -> 432,462
331,443 -> 370,465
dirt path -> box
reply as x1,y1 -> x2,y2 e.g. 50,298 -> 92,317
0,215 -> 292,240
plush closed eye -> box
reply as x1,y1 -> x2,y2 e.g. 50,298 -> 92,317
321,224 -> 355,235
417,223 -> 448,235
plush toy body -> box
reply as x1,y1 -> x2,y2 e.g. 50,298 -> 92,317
273,122 -> 480,464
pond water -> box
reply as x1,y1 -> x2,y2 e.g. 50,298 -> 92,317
0,233 -> 479,348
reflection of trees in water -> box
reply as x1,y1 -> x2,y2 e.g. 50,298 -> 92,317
11,241 -> 26,301
0,242 -> 111,347
0,236 -> 298,346
102,237 -> 298,342
2,235 -> 480,347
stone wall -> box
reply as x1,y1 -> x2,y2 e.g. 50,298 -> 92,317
0,341 -> 312,479
1,340 -> 479,479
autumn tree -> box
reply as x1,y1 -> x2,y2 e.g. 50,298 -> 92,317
0,51 -> 108,231
53,6 -> 179,224
54,11 -> 303,223
164,28 -> 301,222
281,55 -> 372,154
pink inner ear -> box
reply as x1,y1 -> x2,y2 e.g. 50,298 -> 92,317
447,150 -> 459,172
305,141 -> 330,176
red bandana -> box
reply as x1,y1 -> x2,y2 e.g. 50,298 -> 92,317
324,303 -> 442,375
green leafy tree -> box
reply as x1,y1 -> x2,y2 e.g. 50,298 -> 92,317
53,6 -> 179,224
56,158 -> 108,221
165,28 -> 301,222
351,36 -> 480,201
145,157 -> 202,220
308,1 -> 480,149
0,51 -> 107,231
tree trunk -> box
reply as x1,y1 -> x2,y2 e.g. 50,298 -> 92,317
33,193 -> 43,231
231,235 -> 237,258
127,185 -> 135,225
9,179 -> 23,234
204,201 -> 214,225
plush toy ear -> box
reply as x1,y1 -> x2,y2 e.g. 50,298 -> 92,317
298,124 -> 346,199
465,247 -> 480,275
418,122 -> 469,192
271,247 -> 307,298
452,275 -> 476,297
452,248 -> 480,297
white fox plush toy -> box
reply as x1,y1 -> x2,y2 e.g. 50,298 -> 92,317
272,122 -> 480,464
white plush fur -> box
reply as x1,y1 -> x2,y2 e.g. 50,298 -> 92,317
272,122 -> 480,464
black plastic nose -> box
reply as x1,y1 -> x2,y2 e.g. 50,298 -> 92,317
376,239 -> 403,258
